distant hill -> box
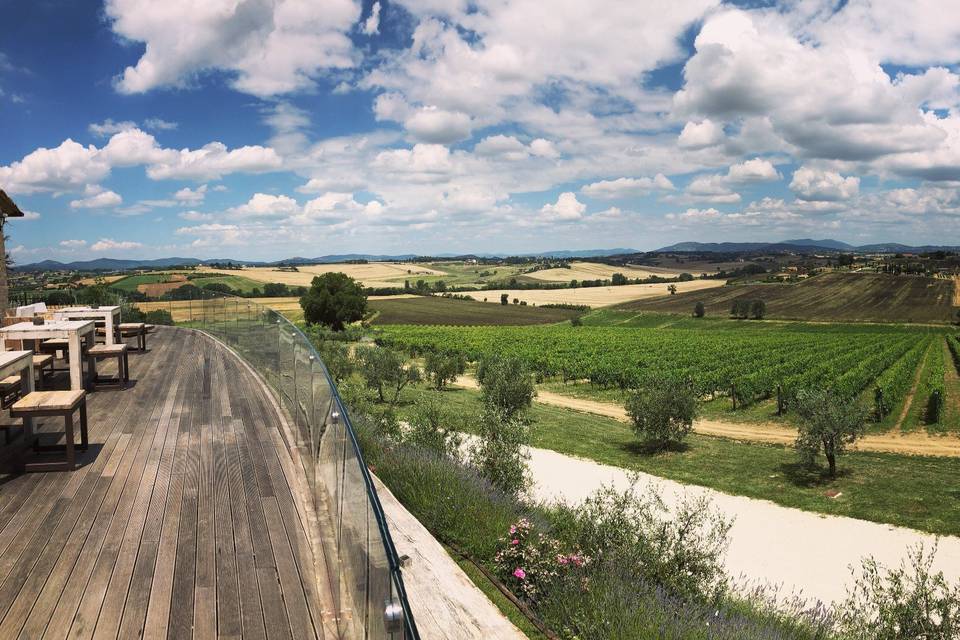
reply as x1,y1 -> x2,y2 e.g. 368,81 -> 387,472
15,248 -> 641,271
655,239 -> 960,253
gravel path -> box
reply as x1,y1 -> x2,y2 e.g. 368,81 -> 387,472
524,444 -> 960,606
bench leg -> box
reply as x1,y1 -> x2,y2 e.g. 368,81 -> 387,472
64,414 -> 75,469
87,356 -> 98,391
79,401 -> 88,450
123,353 -> 130,383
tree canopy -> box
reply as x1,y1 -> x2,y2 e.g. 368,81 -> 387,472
299,272 -> 367,330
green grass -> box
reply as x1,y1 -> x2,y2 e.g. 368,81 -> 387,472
187,273 -> 266,294
396,384 -> 960,536
109,273 -> 174,291
369,296 -> 581,326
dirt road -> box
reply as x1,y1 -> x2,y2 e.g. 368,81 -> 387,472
454,376 -> 960,457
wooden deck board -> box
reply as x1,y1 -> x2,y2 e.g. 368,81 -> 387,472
0,327 -> 329,639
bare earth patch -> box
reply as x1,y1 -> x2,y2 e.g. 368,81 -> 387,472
460,279 -> 725,308
201,263 -> 446,288
526,261 -> 687,283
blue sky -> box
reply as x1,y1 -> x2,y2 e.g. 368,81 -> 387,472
2,0 -> 959,262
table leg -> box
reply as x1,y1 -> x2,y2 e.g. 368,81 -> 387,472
19,360 -> 34,444
68,332 -> 83,390
106,313 -> 116,346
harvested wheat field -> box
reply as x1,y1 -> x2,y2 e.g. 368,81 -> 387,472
527,261 -> 686,283
199,263 -> 445,288
462,279 -> 725,308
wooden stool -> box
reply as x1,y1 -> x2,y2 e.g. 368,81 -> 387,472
117,323 -> 147,351
86,343 -> 129,389
0,375 -> 22,409
40,338 -> 71,372
32,354 -> 54,390
10,390 -> 88,472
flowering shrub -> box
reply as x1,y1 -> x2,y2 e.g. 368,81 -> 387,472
494,518 -> 587,603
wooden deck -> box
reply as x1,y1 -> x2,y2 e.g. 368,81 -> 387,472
0,327 -> 328,639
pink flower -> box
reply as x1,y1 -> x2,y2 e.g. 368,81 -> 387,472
509,525 -> 517,535
511,539 -> 519,545
513,568 -> 526,580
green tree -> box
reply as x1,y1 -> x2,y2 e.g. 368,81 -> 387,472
611,272 -> 628,286
315,340 -> 354,383
263,282 -> 290,297
693,301 -> 705,318
500,293 -> 509,305
407,392 -> 463,459
477,355 -> 536,422
625,379 -> 698,450
750,299 -> 767,320
678,272 -> 694,281
470,408 -> 530,497
357,346 -> 420,404
794,388 -> 867,477
667,284 -> 678,295
424,351 -> 467,390
300,272 -> 367,330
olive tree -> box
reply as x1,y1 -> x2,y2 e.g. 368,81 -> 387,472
476,355 -> 536,421
407,392 -> 464,459
693,301 -> 705,318
625,379 -> 698,450
357,346 -> 421,404
794,388 -> 867,477
424,351 -> 467,390
470,408 -> 530,497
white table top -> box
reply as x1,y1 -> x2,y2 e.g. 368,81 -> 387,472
58,305 -> 120,312
0,320 -> 96,337
0,350 -> 32,371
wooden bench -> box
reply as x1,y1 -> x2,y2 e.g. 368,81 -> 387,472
0,375 -> 22,409
9,390 -> 88,472
86,343 -> 129,390
32,354 -> 54,389
117,323 -> 147,351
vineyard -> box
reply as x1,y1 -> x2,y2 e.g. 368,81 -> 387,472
378,324 -> 958,426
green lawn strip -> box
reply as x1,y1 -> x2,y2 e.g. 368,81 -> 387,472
187,273 -> 266,294
445,547 -> 547,640
109,272 -> 172,291
397,385 -> 960,537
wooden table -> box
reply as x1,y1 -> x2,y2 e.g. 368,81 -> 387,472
0,321 -> 95,391
54,306 -> 121,345
0,350 -> 35,432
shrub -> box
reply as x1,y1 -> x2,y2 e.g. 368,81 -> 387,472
493,518 -> 586,604
299,272 -> 367,330
549,482 -> 731,602
470,409 -> 530,498
406,392 -> 463,459
751,299 -> 767,320
424,351 -> 467,390
838,542 -> 960,640
794,387 -> 867,477
625,379 -> 698,450
477,355 -> 536,421
569,316 -> 582,327
693,301 -> 705,318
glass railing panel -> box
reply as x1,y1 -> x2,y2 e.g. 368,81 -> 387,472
165,293 -> 417,640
